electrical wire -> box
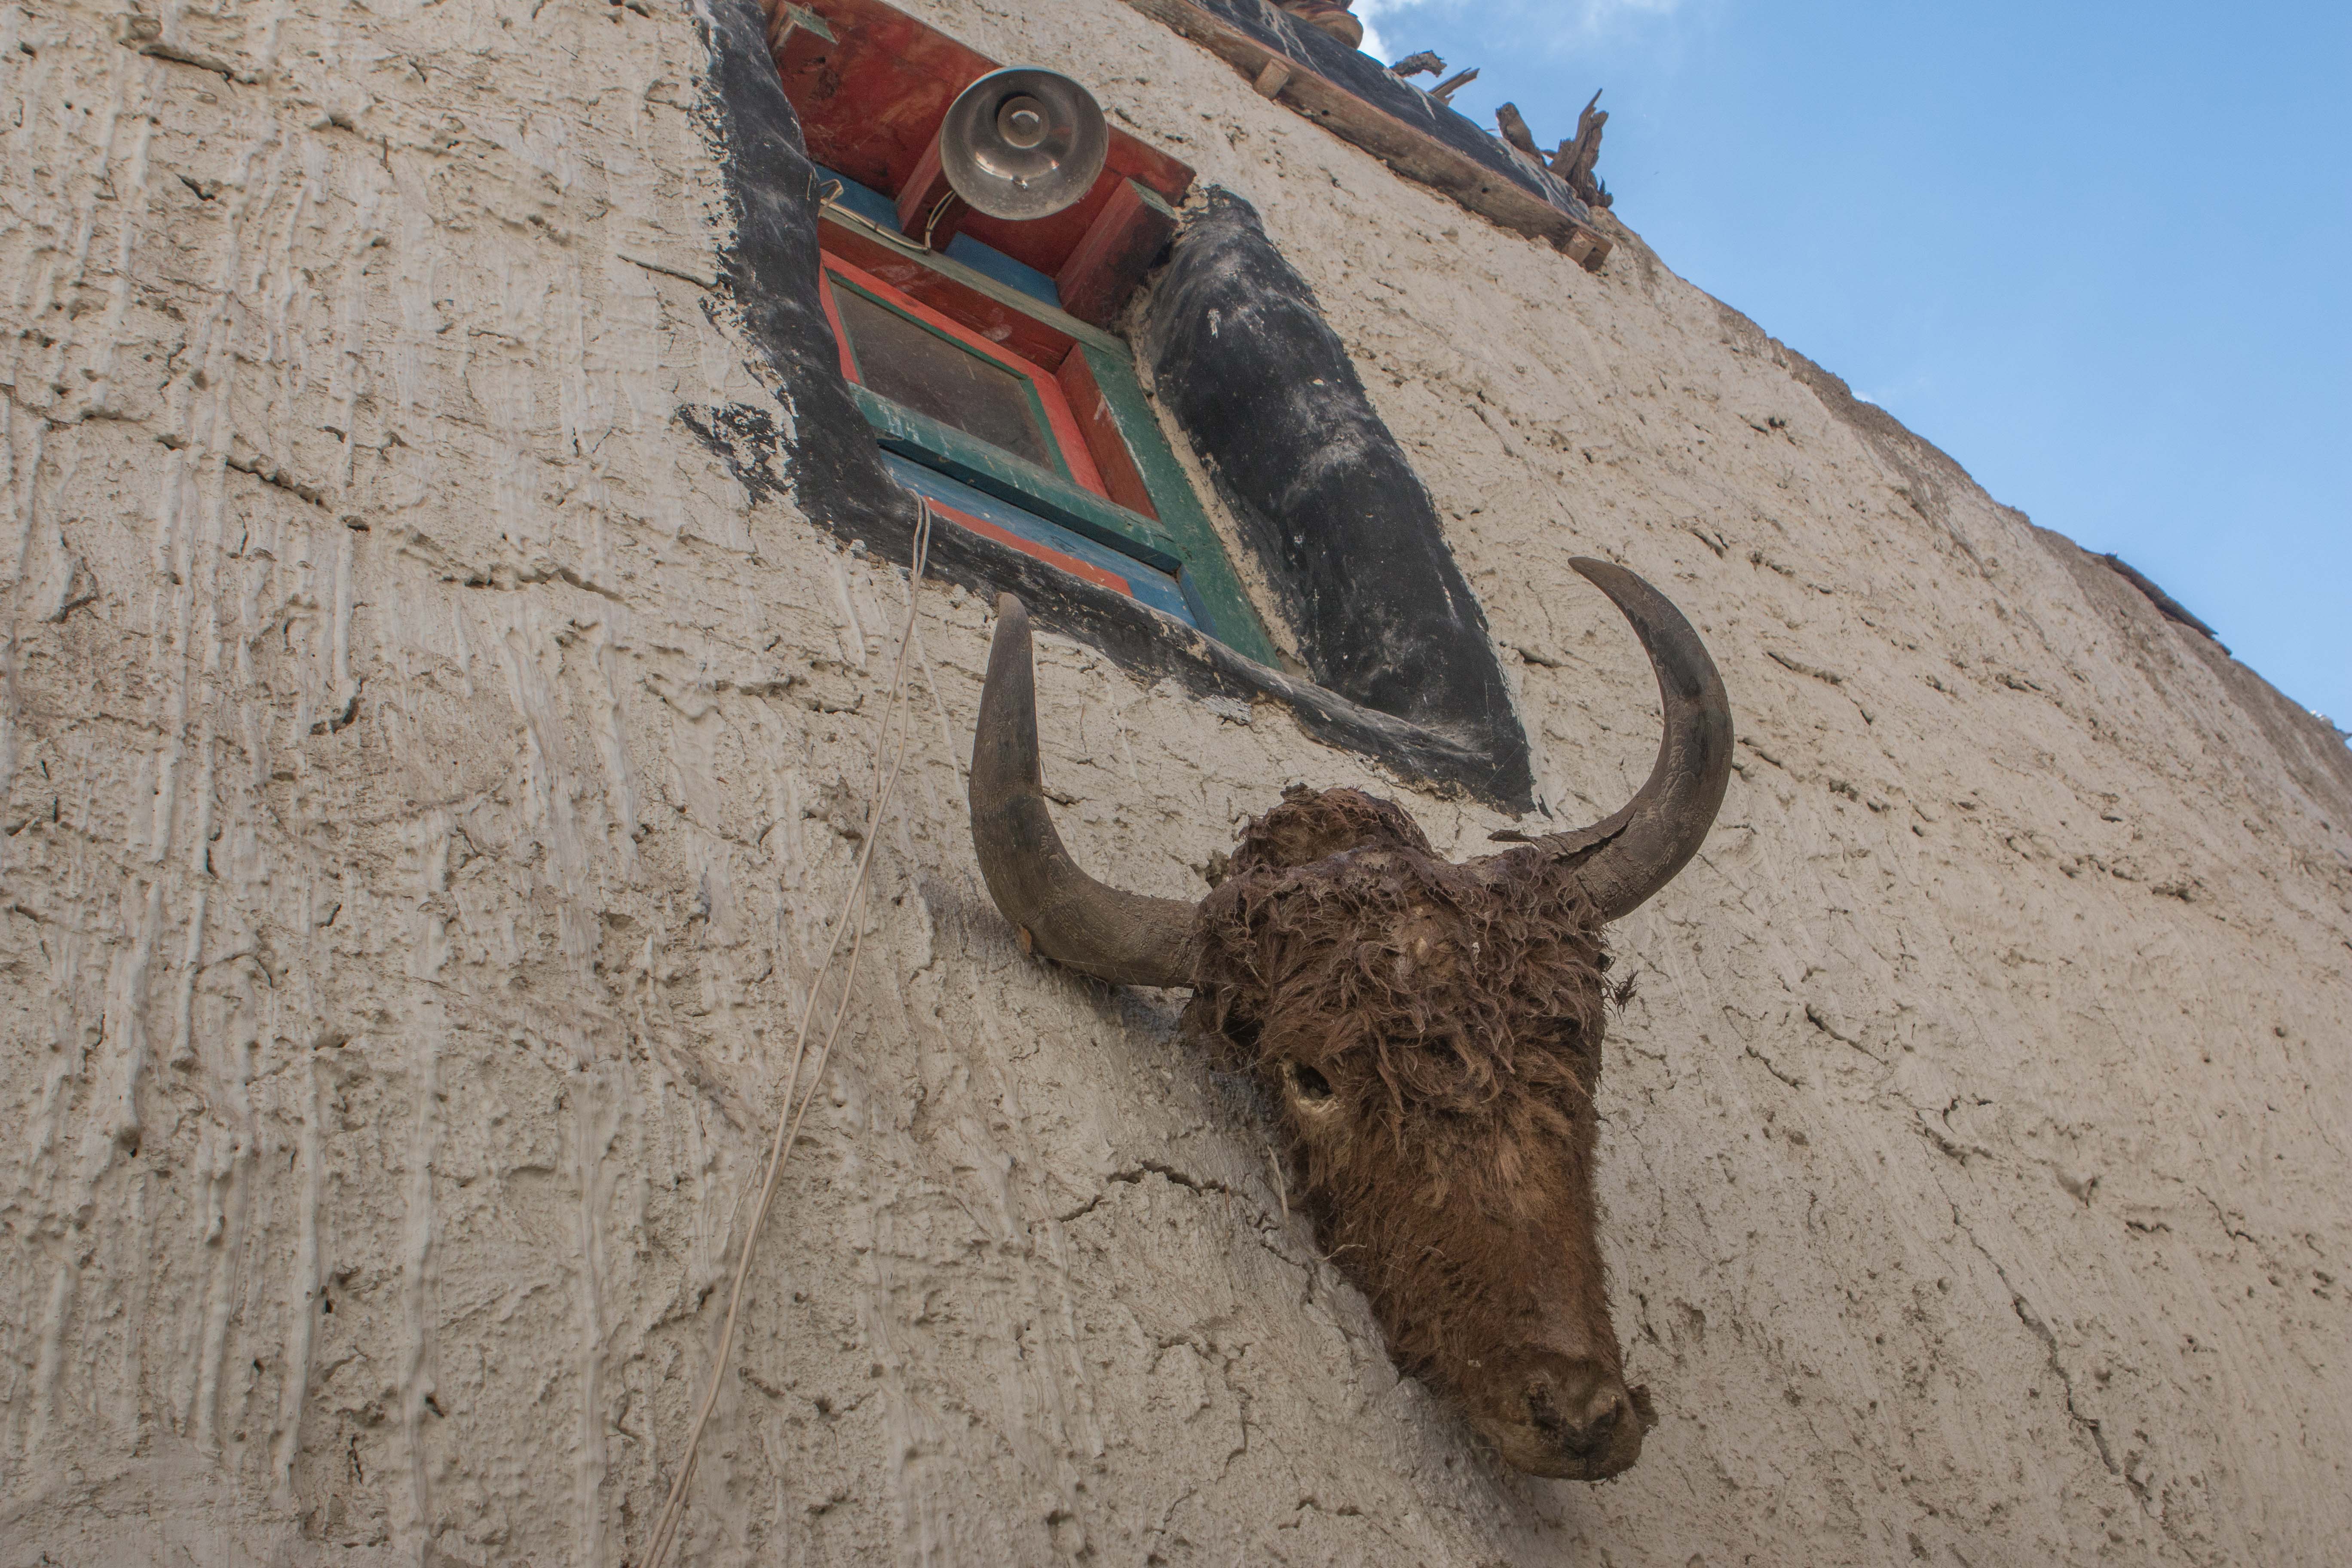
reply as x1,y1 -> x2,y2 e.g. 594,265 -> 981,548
642,502 -> 936,1568
816,178 -> 939,260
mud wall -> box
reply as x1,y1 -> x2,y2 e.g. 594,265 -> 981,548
1,0 -> 2347,1562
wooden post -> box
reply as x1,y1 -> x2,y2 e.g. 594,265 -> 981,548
1550,89 -> 1608,209
763,0 -> 833,59
1495,103 -> 1540,159
1430,66 -> 1478,102
1055,179 -> 1180,328
895,132 -> 967,251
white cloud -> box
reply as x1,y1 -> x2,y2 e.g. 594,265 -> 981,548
1351,0 -> 1422,64
1354,0 -> 1687,62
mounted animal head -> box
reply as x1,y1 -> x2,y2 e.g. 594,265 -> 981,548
967,559 -> 1732,1480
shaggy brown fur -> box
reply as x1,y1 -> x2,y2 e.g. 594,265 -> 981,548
1182,787 -> 1626,1412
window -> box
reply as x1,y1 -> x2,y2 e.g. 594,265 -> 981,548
830,279 -> 1063,473
768,0 -> 1273,663
809,172 -> 1273,662
738,0 -> 1535,805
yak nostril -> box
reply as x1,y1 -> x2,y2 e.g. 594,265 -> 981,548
1288,1062 -> 1334,1102
1525,1364 -> 1627,1452
1472,1353 -> 1644,1479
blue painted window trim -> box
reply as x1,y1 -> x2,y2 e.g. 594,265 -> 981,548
813,164 -> 1063,309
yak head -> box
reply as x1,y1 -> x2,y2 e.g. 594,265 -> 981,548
966,560 -> 1731,1481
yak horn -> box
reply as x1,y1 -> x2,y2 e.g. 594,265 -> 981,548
968,595 -> 1196,987
1522,559 -> 1733,922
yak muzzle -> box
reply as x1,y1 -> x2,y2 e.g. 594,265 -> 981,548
1464,1349 -> 1648,1480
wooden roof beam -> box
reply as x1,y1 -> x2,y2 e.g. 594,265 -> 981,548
1055,179 -> 1180,328
1116,0 -> 1610,271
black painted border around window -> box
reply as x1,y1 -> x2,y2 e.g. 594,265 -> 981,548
692,0 -> 1537,810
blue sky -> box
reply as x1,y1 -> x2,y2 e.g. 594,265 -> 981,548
1354,0 -> 2350,732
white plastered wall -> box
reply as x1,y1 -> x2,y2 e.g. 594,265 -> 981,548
1,0 -> 2347,1562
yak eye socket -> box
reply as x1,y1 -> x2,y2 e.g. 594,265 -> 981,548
1288,1063 -> 1335,1103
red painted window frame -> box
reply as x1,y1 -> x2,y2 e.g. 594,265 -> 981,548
818,252 -> 1112,499
921,496 -> 1137,599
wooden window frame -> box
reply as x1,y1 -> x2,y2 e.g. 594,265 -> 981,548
812,211 -> 1277,664
820,254 -> 1113,499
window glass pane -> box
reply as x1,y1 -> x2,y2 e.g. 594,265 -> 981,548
833,285 -> 1057,472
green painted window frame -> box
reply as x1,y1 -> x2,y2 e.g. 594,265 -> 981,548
817,211 -> 1277,666
828,271 -> 1082,488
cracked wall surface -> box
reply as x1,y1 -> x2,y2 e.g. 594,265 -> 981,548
1,0 -> 2348,1562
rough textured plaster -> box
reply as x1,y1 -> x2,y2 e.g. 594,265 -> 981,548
0,0 -> 2346,1563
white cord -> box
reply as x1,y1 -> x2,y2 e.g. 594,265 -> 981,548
643,502 -> 936,1568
